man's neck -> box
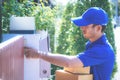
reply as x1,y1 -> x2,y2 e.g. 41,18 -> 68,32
90,33 -> 103,42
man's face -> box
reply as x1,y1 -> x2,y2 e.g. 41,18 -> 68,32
80,24 -> 100,40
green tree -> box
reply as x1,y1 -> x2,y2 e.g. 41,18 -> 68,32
56,0 -> 116,78
0,0 -> 2,42
118,2 -> 120,16
2,0 -> 57,51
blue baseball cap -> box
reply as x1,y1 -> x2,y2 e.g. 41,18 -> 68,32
71,7 -> 108,27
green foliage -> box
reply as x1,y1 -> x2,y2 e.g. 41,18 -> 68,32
2,0 -> 57,52
0,0 -> 2,42
118,2 -> 120,16
34,5 -> 58,52
57,0 -> 88,56
56,0 -> 117,78
2,0 -> 36,33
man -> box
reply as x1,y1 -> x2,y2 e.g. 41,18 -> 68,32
25,7 -> 115,80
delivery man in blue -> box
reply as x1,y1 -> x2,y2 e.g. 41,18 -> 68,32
25,7 -> 115,80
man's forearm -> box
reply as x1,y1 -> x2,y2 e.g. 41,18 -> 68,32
39,52 -> 71,67
24,47 -> 83,68
38,52 -> 83,68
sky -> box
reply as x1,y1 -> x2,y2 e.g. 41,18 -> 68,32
55,0 -> 70,5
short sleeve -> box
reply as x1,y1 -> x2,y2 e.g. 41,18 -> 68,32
77,47 -> 109,67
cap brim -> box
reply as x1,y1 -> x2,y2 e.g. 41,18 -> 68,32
71,17 -> 89,27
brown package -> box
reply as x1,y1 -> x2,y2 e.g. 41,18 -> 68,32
64,67 -> 90,74
55,70 -> 93,80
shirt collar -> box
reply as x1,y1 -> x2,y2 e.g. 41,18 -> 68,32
92,33 -> 107,44
86,33 -> 107,49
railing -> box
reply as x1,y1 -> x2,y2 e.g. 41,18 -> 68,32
0,36 -> 24,80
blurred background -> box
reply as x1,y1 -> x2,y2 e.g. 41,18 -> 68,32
0,0 -> 120,80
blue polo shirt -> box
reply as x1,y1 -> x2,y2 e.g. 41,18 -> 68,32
77,34 -> 115,80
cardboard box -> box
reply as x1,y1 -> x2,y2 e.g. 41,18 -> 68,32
64,67 -> 90,74
55,70 -> 93,80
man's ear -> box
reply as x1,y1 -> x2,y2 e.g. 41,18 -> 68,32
96,25 -> 102,32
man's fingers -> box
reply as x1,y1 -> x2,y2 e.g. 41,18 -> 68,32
24,46 -> 31,49
24,47 -> 39,58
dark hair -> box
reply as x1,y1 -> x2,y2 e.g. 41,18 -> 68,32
92,24 -> 106,32
101,25 -> 106,32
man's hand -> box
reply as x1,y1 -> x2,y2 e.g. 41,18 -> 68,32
24,47 -> 40,58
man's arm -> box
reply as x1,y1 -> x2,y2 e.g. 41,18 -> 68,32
40,53 -> 84,68
24,48 -> 84,68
